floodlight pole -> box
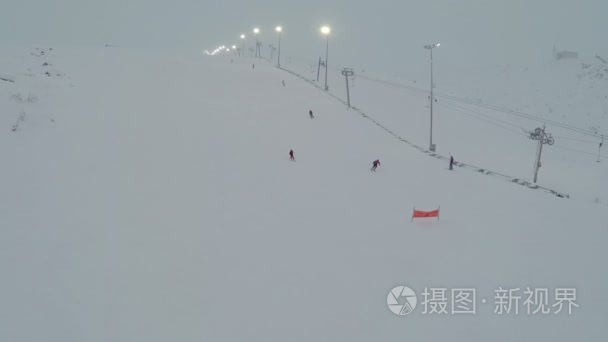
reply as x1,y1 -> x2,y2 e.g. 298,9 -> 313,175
240,35 -> 245,57
277,33 -> 281,67
430,47 -> 434,151
253,29 -> 260,58
324,35 -> 329,91
277,29 -> 282,67
424,43 -> 439,152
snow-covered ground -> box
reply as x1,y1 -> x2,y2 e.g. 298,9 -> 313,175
1,46 -> 606,341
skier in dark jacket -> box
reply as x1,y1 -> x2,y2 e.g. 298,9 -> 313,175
371,159 -> 381,171
309,110 -> 314,119
289,149 -> 295,161
449,156 -> 455,170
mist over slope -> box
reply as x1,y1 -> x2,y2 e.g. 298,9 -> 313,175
1,47 -> 606,341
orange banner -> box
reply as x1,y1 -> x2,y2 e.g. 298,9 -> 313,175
413,209 -> 439,218
412,208 -> 440,221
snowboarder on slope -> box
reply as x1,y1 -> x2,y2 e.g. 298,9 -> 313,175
371,159 -> 381,171
289,149 -> 295,161
309,110 -> 314,119
449,156 -> 455,170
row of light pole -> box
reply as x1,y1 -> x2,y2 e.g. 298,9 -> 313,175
231,28 -> 436,151
212,32 -> 580,184
224,30 -> 442,166
235,25 -> 332,90
233,28 -> 436,146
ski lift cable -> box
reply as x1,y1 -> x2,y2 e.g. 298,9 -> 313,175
355,73 -> 605,138
440,103 -> 604,159
551,135 -> 600,144
437,102 -> 528,136
552,145 -> 608,158
439,102 -> 529,131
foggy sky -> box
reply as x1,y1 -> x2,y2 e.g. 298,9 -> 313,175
3,0 -> 607,73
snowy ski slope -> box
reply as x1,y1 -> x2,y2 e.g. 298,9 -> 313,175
1,46 -> 606,341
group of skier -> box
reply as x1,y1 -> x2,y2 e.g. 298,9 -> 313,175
288,110 -> 457,172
